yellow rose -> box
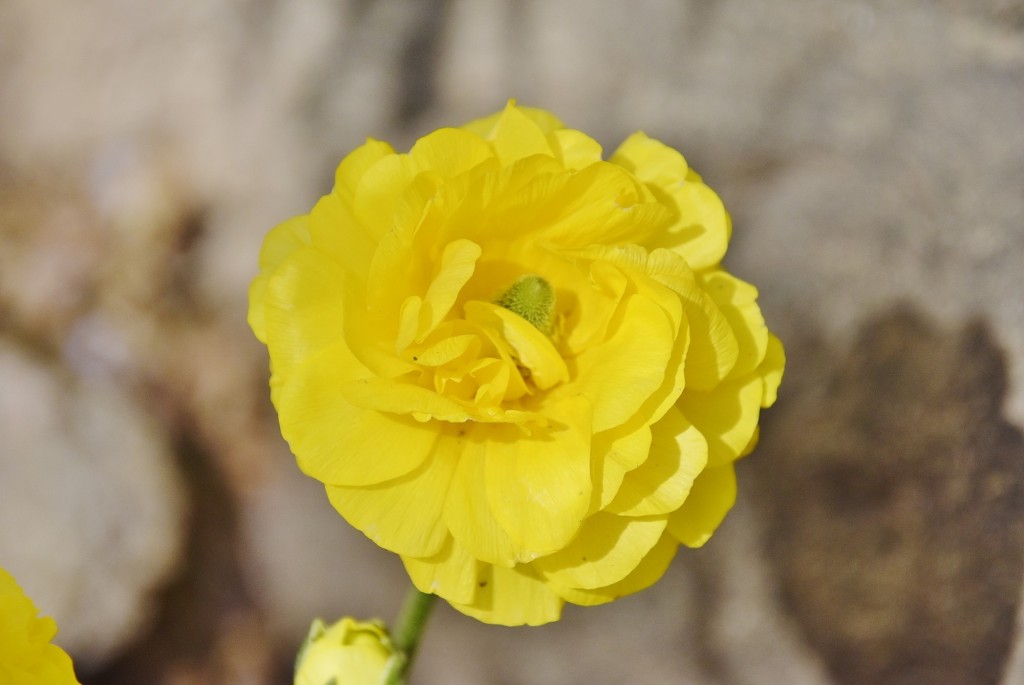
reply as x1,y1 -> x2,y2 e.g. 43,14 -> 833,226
0,567 -> 80,684
294,617 -> 393,685
250,102 -> 784,626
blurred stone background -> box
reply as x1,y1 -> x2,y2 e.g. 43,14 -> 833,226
0,0 -> 1022,683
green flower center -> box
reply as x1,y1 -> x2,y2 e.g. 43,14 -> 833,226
495,274 -> 555,335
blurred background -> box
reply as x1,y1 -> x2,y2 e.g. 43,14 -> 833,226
1,1 -> 1023,683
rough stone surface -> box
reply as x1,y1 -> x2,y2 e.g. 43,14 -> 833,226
1,0 -> 1023,683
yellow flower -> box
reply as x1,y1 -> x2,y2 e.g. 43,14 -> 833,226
250,102 -> 784,626
294,617 -> 393,685
0,567 -> 80,684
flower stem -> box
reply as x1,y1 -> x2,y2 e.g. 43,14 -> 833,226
383,586 -> 436,685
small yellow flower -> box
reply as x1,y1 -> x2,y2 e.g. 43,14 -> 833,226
250,102 -> 784,625
294,617 -> 392,685
0,567 -> 80,684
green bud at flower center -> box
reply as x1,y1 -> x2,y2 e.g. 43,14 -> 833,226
495,274 -> 555,335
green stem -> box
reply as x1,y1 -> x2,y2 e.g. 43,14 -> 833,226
383,586 -> 436,685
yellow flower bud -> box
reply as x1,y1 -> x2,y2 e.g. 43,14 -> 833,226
294,617 -> 394,685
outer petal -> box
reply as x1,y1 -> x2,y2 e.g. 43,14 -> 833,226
591,423 -> 652,509
449,564 -> 564,626
700,269 -> 768,380
263,246 -> 348,376
611,132 -> 730,270
551,532 -> 679,607
248,215 -> 312,343
277,348 -> 438,485
352,153 -> 421,240
308,193 -> 376,281
409,127 -> 495,179
760,333 -> 786,407
533,512 -> 667,590
483,102 -> 556,166
548,128 -> 603,170
461,101 -> 565,139
443,431 -> 520,568
667,464 -> 737,548
485,396 -> 593,559
402,536 -> 480,605
537,162 -> 671,249
680,373 -> 764,468
326,430 -> 459,558
606,406 -> 708,516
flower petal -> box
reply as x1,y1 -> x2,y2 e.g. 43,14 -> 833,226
485,396 -> 593,559
326,430 -> 459,557
680,373 -> 764,468
464,301 -> 568,390
277,351 -> 438,486
667,464 -> 737,548
558,293 -> 676,432
700,269 -> 768,380
538,162 -> 671,249
610,131 -> 689,187
591,423 -> 652,509
248,215 -> 311,343
533,512 -> 667,590
548,129 -> 603,170
402,536 -> 480,605
484,102 -> 556,166
551,531 -> 679,607
308,193 -> 376,281
334,138 -> 397,205
606,405 -> 708,517
760,333 -> 785,407
352,153 -> 421,240
443,430 -> 519,568
449,564 -> 564,626
263,246 -> 347,375
420,239 -> 483,338
410,127 -> 495,178
611,132 -> 730,270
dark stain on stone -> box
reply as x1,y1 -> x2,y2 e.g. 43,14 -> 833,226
750,305 -> 1024,685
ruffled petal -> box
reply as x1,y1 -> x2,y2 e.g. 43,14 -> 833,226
533,512 -> 666,590
611,132 -> 730,270
485,396 -> 593,559
667,464 -> 737,548
263,246 -> 348,375
308,193 -> 376,281
325,430 -> 459,557
276,348 -> 437,486
248,215 -> 311,343
606,405 -> 708,516
537,162 -> 671,249
680,373 -> 764,468
464,301 -> 568,390
352,153 -> 421,240
551,531 -> 679,607
449,564 -> 563,626
557,293 -> 676,432
402,536 -> 480,605
548,128 -> 603,170
700,269 -> 768,380
760,333 -> 785,407
591,423 -> 652,509
410,127 -> 495,179
334,138 -> 397,205
443,431 -> 519,568
483,102 -> 556,166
